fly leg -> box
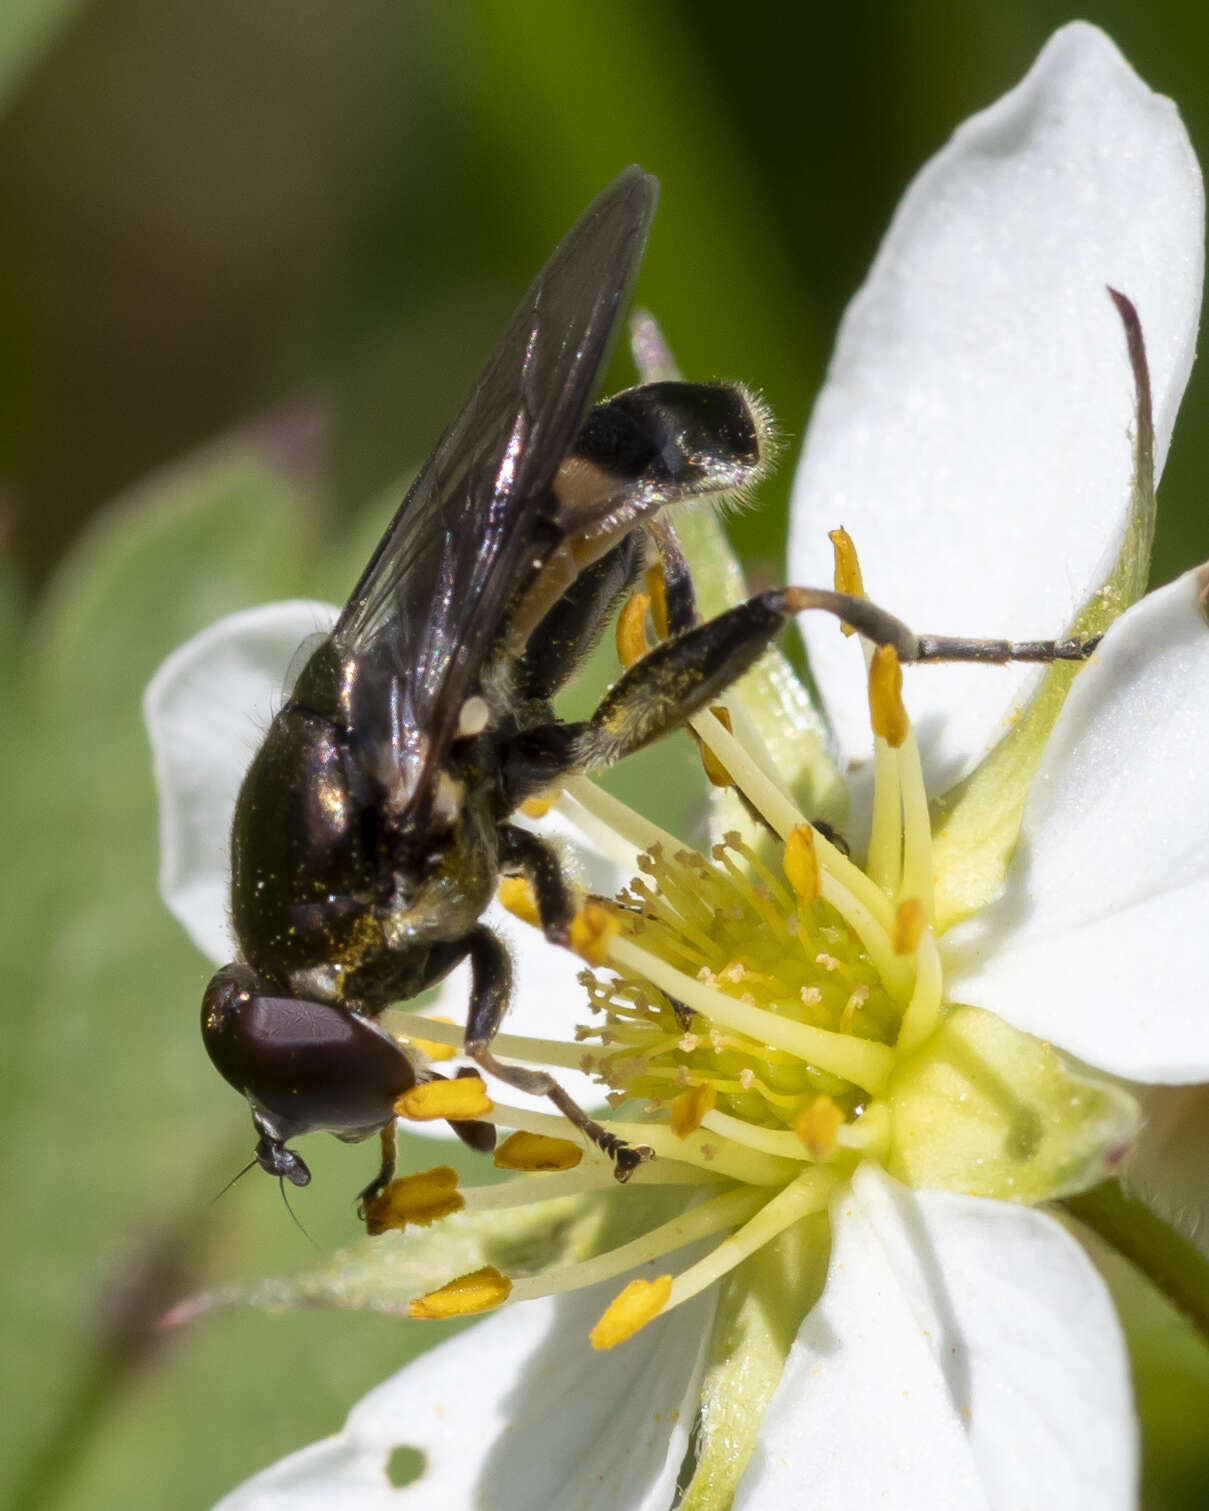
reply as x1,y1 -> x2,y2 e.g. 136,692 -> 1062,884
461,925 -> 652,1181
646,515 -> 698,633
498,822 -> 576,945
567,590 -> 797,770
562,587 -> 1100,772
356,1122 -> 398,1218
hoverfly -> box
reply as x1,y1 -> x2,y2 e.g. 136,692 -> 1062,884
202,166 -> 1100,1211
201,167 -> 777,1207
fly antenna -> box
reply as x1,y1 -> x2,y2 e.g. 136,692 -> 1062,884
279,1177 -> 318,1247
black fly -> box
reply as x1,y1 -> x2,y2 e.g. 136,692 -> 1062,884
201,166 -> 1102,1215
201,167 -> 775,1210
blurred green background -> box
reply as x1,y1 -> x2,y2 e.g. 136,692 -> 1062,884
2,3 -> 1207,1508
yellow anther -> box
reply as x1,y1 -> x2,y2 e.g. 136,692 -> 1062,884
893,897 -> 928,955
696,706 -> 736,787
793,1095 -> 844,1160
869,643 -> 909,747
830,526 -> 864,636
398,1076 -> 492,1122
497,875 -> 539,927
400,1014 -> 458,1062
364,1165 -> 463,1235
570,900 -> 620,964
645,561 -> 670,639
589,1274 -> 673,1350
521,794 -> 555,818
829,526 -> 865,597
670,1083 -> 717,1137
616,591 -> 651,668
783,824 -> 820,903
409,1266 -> 512,1320
494,1131 -> 583,1171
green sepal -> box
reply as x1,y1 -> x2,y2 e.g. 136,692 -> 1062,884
179,1183 -> 691,1321
888,1005 -> 1141,1203
678,1211 -> 830,1511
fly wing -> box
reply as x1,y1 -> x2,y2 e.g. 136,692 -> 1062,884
333,167 -> 657,816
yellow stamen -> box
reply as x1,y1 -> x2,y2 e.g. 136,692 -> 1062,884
829,525 -> 865,599
869,644 -> 909,747
896,929 -> 944,1053
570,900 -> 620,963
893,897 -> 927,956
645,562 -> 670,639
685,708 -> 902,946
659,1168 -> 837,1322
409,1266 -> 512,1320
497,875 -> 539,927
364,1165 -> 463,1235
670,1083 -> 716,1137
896,730 -> 936,920
397,1015 -> 460,1063
793,1095 -> 844,1160
386,1010 -> 588,1073
698,706 -> 736,786
521,794 -> 555,818
398,1077 -> 492,1121
783,823 -> 820,903
494,1130 -> 583,1172
589,1275 -> 673,1350
866,736 -> 904,898
839,984 -> 870,1034
616,591 -> 651,668
608,935 -> 897,1093
563,775 -> 686,861
601,1117 -> 806,1185
505,1188 -> 767,1307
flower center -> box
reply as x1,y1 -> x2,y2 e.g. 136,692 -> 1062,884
582,829 -> 907,1155
379,533 -> 1136,1348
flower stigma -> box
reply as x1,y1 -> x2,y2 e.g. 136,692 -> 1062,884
383,531 -> 1140,1351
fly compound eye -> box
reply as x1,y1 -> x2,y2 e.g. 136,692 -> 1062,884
201,964 -> 417,1163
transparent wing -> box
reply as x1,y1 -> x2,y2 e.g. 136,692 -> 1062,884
333,166 -> 657,816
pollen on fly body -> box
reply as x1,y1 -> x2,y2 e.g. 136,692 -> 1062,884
199,165 -> 1102,1221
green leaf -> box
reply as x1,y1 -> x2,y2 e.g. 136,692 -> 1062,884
30,432 -> 315,717
0,0 -> 88,107
0,425 -> 330,1509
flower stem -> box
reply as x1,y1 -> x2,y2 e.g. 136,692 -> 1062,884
1063,1180 -> 1209,1349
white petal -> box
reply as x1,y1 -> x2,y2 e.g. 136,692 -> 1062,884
212,1279 -> 713,1511
946,568 -> 1209,1080
144,600 -> 338,961
790,23 -> 1203,790
734,1164 -> 1135,1511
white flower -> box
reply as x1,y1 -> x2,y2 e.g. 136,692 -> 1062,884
146,23 -> 1209,1511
